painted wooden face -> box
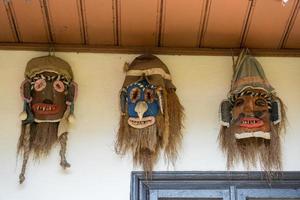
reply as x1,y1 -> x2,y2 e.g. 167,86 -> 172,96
126,79 -> 161,129
231,89 -> 271,139
30,72 -> 69,121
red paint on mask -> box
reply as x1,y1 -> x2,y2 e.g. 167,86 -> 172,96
32,103 -> 60,115
239,117 -> 264,128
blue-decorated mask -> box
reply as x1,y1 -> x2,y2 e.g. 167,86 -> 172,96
116,54 -> 183,173
126,79 -> 161,129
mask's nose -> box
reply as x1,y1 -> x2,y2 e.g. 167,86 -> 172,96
134,101 -> 148,120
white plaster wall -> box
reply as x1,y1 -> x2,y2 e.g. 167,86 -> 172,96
0,50 -> 299,200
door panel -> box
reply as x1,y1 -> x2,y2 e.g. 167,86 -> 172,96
237,189 -> 300,200
150,189 -> 229,200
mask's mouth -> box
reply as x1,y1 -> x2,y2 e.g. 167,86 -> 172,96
128,116 -> 155,129
32,103 -> 60,115
239,117 -> 264,128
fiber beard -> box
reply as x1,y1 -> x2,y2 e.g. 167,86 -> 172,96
116,113 -> 164,173
219,122 -> 282,172
18,122 -> 59,158
17,122 -> 69,183
116,89 -> 184,174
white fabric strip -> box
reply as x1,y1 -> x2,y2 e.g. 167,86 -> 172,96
126,68 -> 172,80
34,119 -> 61,123
235,131 -> 271,140
273,99 -> 282,125
220,121 -> 230,128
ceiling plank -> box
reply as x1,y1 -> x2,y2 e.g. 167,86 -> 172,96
0,1 -> 15,42
10,0 -> 48,43
47,0 -> 84,44
119,0 -> 161,46
244,0 -> 297,49
83,0 -> 115,45
161,0 -> 204,47
202,0 -> 250,48
284,4 -> 300,48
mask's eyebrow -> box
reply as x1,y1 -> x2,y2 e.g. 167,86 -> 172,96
127,83 -> 144,90
31,74 -> 70,86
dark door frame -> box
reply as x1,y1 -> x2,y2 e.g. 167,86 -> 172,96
131,171 -> 300,200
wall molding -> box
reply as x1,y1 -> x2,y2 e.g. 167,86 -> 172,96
1,43 -> 300,57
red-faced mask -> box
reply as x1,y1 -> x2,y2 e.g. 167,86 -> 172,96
18,56 -> 77,184
219,50 -> 286,173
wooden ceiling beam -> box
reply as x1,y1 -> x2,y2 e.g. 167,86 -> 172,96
77,0 -> 87,45
239,0 -> 255,48
280,0 -> 300,48
40,0 -> 54,43
0,43 -> 300,57
3,0 -> 21,42
198,0 -> 212,47
112,0 -> 120,46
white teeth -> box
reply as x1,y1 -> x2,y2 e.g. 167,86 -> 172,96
241,120 -> 259,124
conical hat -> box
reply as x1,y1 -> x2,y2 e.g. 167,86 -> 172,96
122,54 -> 176,90
25,56 -> 73,82
230,50 -> 274,97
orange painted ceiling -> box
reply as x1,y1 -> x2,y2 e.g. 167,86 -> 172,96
0,0 -> 300,50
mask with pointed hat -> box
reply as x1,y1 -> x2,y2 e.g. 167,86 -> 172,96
219,49 -> 286,173
115,54 -> 184,174
18,55 -> 78,183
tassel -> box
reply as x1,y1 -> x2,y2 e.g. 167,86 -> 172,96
19,101 -> 28,121
68,114 -> 75,124
59,133 -> 71,169
19,124 -> 30,184
58,106 -> 70,137
68,102 -> 75,123
19,111 -> 27,121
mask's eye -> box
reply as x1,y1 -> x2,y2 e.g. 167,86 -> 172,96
34,79 -> 46,91
144,89 -> 155,103
129,87 -> 141,103
53,80 -> 65,92
255,98 -> 267,107
235,98 -> 244,107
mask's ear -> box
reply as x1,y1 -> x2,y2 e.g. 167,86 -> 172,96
20,79 -> 32,102
66,82 -> 78,104
19,79 -> 32,121
220,100 -> 232,127
66,82 -> 78,123
271,99 -> 281,125
120,89 -> 127,114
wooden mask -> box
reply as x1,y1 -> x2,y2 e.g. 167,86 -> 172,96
18,56 -> 77,183
219,50 -> 286,173
115,54 -> 184,174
